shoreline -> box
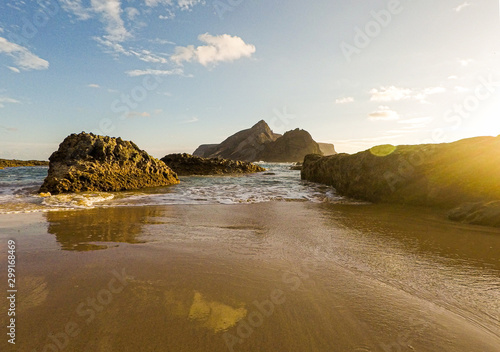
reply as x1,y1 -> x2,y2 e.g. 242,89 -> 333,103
1,202 -> 499,351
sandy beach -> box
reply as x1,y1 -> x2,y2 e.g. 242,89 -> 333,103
1,202 -> 499,351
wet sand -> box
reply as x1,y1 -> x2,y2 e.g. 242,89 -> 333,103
1,202 -> 499,351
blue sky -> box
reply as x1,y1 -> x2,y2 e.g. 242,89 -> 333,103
1,0 -> 500,159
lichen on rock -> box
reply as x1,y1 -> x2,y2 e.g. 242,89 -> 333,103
39,132 -> 179,194
161,153 -> 265,176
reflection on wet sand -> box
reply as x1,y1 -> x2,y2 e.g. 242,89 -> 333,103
2,203 -> 500,352
45,206 -> 165,251
188,292 -> 247,332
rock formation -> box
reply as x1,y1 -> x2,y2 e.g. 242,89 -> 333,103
301,136 -> 500,226
258,128 -> 322,162
193,120 -> 330,162
0,159 -> 48,169
161,153 -> 265,176
193,120 -> 280,161
39,132 -> 179,194
318,143 -> 337,156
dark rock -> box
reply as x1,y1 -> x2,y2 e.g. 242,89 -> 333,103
192,144 -> 219,158
161,153 -> 265,176
448,201 -> 500,227
318,143 -> 337,156
193,120 -> 329,162
0,159 -> 48,169
258,129 -> 322,163
301,136 -> 500,210
39,132 -> 179,194
193,120 -> 280,161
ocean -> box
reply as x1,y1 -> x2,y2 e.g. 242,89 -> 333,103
0,163 -> 347,214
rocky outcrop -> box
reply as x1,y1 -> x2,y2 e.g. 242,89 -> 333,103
258,129 -> 322,162
193,120 -> 330,162
192,144 -> 219,158
193,120 -> 280,161
0,159 -> 48,169
161,153 -> 265,176
318,143 -> 337,156
448,201 -> 500,228
301,136 -> 500,223
39,132 -> 179,194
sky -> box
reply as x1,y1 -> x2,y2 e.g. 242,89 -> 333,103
1,0 -> 500,160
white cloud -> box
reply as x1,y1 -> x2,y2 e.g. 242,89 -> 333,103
61,1 -> 131,42
370,85 -> 445,103
180,116 -> 199,124
370,86 -> 412,102
0,37 -> 49,71
145,0 -> 173,7
368,106 -> 400,121
413,86 -> 446,102
125,68 -> 183,76
448,75 -> 459,80
171,33 -> 256,66
125,7 -> 140,20
88,83 -> 100,88
0,96 -> 21,108
7,66 -> 20,73
126,111 -> 151,118
454,2 -> 471,12
335,97 -> 354,104
150,38 -> 176,45
177,0 -> 203,11
159,11 -> 175,20
90,0 -> 131,42
94,37 -> 132,56
130,49 -> 168,64
59,0 -> 92,20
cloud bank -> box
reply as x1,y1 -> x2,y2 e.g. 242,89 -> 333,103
171,33 -> 256,66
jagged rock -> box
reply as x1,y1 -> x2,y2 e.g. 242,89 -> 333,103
258,129 -> 322,162
192,144 -> 219,158
193,120 -> 280,161
301,136 -> 500,211
193,120 -> 329,162
318,143 -> 337,156
39,132 -> 179,194
161,153 -> 265,176
0,159 -> 48,169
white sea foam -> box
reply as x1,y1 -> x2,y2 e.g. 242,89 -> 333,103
41,192 -> 115,209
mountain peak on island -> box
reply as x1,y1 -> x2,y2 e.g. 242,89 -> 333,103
193,120 -> 336,162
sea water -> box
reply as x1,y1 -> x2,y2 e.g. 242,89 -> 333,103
0,164 -> 349,214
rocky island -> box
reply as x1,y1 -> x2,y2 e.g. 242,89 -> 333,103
301,136 -> 500,227
161,153 -> 265,176
193,120 -> 335,162
39,132 -> 179,194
